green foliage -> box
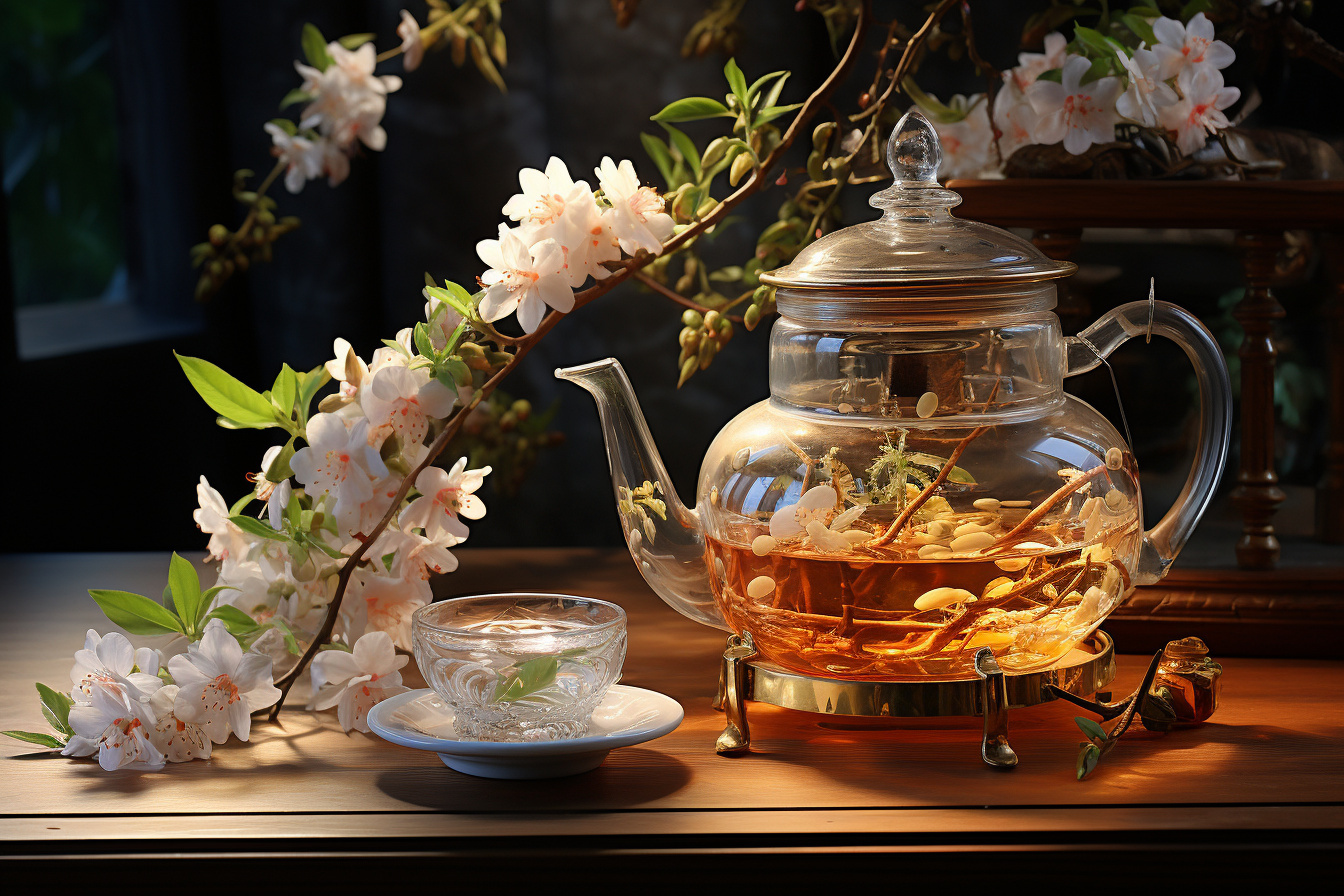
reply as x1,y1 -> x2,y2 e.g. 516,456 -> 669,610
301,23 -> 333,71
36,683 -> 73,737
175,352 -> 291,432
1,730 -> 63,750
88,589 -> 186,637
491,655 -> 560,703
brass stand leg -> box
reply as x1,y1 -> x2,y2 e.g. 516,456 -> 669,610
1232,231 -> 1288,569
715,633 -> 756,755
975,648 -> 1018,769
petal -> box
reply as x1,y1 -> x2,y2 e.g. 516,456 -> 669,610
1204,42 -> 1235,70
228,696 -> 252,742
477,284 -> 518,323
501,229 -> 532,270
417,380 -> 457,418
534,273 -> 575,313
476,238 -> 505,271
97,632 -> 137,677
200,620 -> 244,675
352,631 -> 396,672
1151,16 -> 1185,49
229,651 -> 274,693
529,238 -> 564,276
458,494 -> 487,520
516,293 -> 545,333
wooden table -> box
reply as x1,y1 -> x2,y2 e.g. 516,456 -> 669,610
2,550 -> 1341,884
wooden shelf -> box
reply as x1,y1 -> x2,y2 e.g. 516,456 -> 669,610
1,549 -> 1340,883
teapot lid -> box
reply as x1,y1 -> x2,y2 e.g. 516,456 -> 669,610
760,109 -> 1074,296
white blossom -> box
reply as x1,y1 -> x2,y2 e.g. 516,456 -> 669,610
290,414 -> 389,533
399,457 -> 490,541
168,620 -> 281,744
595,157 -> 673,256
264,123 -> 324,194
343,569 -> 433,650
147,685 -> 212,762
63,681 -> 166,772
1115,46 -> 1178,128
1028,55 -> 1122,155
992,81 -> 1039,161
1151,12 -> 1235,80
296,41 -> 401,153
360,365 -> 456,449
308,631 -> 410,732
919,94 -> 995,178
194,476 -> 247,565
1005,31 -> 1068,92
397,9 -> 425,72
69,630 -> 163,701
1159,64 -> 1241,156
477,226 -> 573,333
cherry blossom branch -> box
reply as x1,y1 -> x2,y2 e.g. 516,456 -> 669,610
270,0 -> 879,719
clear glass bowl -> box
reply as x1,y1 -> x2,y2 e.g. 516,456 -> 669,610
411,594 -> 627,742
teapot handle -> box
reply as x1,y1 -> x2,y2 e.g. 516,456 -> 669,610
1064,300 -> 1232,585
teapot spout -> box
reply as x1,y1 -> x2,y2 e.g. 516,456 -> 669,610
556,359 -> 729,631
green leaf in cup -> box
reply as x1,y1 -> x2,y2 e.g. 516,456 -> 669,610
491,655 -> 561,704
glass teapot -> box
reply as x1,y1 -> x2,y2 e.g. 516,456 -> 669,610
558,110 -> 1231,681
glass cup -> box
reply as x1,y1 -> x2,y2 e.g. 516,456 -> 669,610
411,593 -> 627,742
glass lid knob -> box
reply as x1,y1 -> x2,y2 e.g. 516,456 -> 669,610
869,108 -> 962,214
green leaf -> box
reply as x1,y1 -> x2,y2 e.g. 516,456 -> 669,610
423,284 -> 475,320
279,90 -> 312,110
207,604 -> 260,635
1075,716 -> 1108,742
723,58 -> 748,108
229,492 -> 256,516
436,358 -> 473,390
660,124 -> 701,182
1072,26 -> 1117,60
198,585 -> 235,624
746,70 -> 787,105
1180,0 -> 1212,18
167,552 -> 203,630
271,364 -> 298,420
267,617 -> 301,655
1119,13 -> 1157,46
650,97 -> 732,123
640,133 -> 676,187
88,590 -> 185,636
761,71 -> 791,110
301,23 -> 332,71
295,365 -> 331,425
337,32 -> 375,49
2,731 -> 63,749
1035,68 -> 1063,83
267,118 -> 298,135
491,655 -> 561,703
175,353 -> 279,429
413,322 -> 437,360
35,683 -> 73,736
229,514 -> 288,542
1076,742 -> 1101,780
263,437 -> 296,483
753,103 -> 802,128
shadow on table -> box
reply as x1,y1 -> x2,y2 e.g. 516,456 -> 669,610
374,747 -> 693,810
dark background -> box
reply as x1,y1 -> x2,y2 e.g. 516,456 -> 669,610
3,0 -> 1342,568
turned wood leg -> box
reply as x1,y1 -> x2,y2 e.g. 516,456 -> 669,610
1032,228 -> 1087,330
1318,234 -> 1344,544
1231,231 -> 1288,570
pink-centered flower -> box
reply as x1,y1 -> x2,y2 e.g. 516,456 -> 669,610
147,684 -> 212,762
343,571 -> 432,651
1151,12 -> 1235,80
360,365 -> 456,449
308,631 -> 410,732
62,681 -> 165,772
264,123 -> 324,194
70,630 -> 163,701
992,81 -> 1040,161
290,414 -> 389,533
477,226 -> 572,333
399,457 -> 490,542
168,620 -> 280,744
1027,55 -> 1122,155
1159,64 -> 1241,156
595,157 -> 673,256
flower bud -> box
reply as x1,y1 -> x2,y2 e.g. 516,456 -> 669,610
681,309 -> 703,329
698,337 -> 718,370
511,399 -> 532,420
679,326 -> 699,349
729,152 -> 754,187
678,356 -> 697,388
752,285 -> 772,305
703,310 -> 721,330
460,342 -> 490,370
701,137 -> 730,170
208,224 -> 228,246
718,319 -> 733,341
812,121 -> 836,153
744,304 -> 761,331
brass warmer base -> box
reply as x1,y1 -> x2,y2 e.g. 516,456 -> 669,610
712,631 -> 1117,769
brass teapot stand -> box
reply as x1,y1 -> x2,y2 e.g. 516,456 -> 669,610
712,631 -> 1117,769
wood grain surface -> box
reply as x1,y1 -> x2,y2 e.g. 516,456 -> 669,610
1,550 -> 1340,882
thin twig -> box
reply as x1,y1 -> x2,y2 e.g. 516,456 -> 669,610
990,464 -> 1110,551
632,271 -> 744,322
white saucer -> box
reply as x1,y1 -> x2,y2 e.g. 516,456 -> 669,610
367,685 -> 684,779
